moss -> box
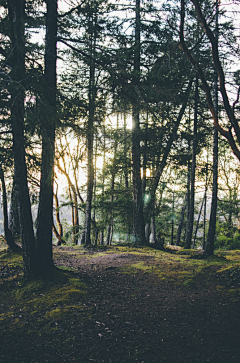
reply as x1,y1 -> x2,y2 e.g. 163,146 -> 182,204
0,250 -> 23,264
45,304 -> 84,319
0,261 -> 90,339
176,249 -> 204,258
131,262 -> 157,272
57,266 -> 76,271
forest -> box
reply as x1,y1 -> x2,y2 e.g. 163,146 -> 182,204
0,0 -> 240,361
1,0 -> 240,278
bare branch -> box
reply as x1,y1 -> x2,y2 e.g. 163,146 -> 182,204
58,0 -> 87,18
233,85 -> 240,113
179,0 -> 240,161
191,0 -> 240,143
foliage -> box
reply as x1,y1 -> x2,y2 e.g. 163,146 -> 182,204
215,221 -> 240,250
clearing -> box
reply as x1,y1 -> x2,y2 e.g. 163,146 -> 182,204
1,243 -> 240,362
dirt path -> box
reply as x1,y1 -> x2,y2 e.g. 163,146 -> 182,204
49,246 -> 240,363
1,246 -> 240,362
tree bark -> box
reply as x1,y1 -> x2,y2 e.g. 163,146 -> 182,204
132,0 -> 146,244
8,0 -> 38,279
150,215 -> 156,243
185,75 -> 198,248
9,177 -> 20,236
100,120 -> 106,245
185,159 -> 191,248
53,190 -> 64,245
36,0 -> 57,273
205,131 -> 218,256
123,112 -> 131,241
142,110 -> 148,196
202,157 -> 208,249
0,166 -> 20,252
145,223 -> 150,244
105,175 -> 115,246
192,196 -> 204,249
171,193 -> 175,245
175,193 -> 187,246
83,11 -> 96,246
204,2 -> 219,257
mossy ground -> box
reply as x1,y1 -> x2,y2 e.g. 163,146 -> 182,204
0,250 -> 89,361
1,245 -> 240,362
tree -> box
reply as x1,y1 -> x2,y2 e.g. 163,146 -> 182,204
9,178 -> 21,237
204,0 -> 219,256
185,75 -> 198,248
179,0 -> 240,254
6,0 -> 38,279
180,0 -> 240,162
0,165 -> 20,251
131,0 -> 146,244
83,2 -> 97,245
36,0 -> 58,272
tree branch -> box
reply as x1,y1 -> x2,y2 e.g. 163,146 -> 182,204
58,1 -> 87,18
180,0 -> 240,161
191,0 -> 240,143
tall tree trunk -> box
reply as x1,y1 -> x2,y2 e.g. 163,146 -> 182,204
68,186 -> 74,234
142,110 -> 148,196
185,159 -> 191,247
73,190 -> 79,244
36,0 -> 57,273
53,189 -> 64,245
205,2 -> 219,257
192,196 -> 204,249
202,156 -> 208,249
94,227 -> 99,246
171,192 -> 175,245
92,134 -> 98,245
8,0 -> 37,279
175,193 -> 187,246
145,223 -> 150,243
123,112 -> 131,241
100,119 -> 106,245
105,224 -> 112,246
83,12 -> 96,246
205,124 -> 218,255
185,75 -> 198,248
9,177 -> 20,236
105,173 -> 114,245
132,0 -> 146,244
0,166 -> 20,251
150,215 -> 156,243
106,114 -> 119,245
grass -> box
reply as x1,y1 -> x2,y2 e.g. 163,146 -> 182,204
1,244 -> 240,363
115,246 -> 240,294
1,245 -> 240,360
0,250 -> 89,341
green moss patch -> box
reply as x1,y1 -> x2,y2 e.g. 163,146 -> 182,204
0,252 -> 90,342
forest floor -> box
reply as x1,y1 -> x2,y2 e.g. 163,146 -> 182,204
1,240 -> 240,363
